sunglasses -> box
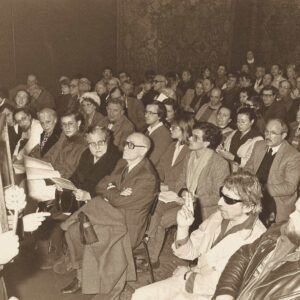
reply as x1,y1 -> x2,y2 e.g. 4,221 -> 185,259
124,141 -> 146,150
219,187 -> 243,205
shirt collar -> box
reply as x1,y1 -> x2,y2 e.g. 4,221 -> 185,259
147,122 -> 163,134
269,143 -> 282,155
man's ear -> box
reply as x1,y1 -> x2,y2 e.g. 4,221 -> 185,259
77,120 -> 82,128
282,132 -> 287,140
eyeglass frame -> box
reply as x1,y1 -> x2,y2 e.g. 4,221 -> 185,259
124,141 -> 146,150
219,187 -> 243,205
88,139 -> 107,148
145,110 -> 158,116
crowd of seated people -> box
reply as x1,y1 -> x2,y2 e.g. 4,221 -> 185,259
1,57 -> 300,300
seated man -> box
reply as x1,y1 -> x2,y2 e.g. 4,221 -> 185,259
145,101 -> 172,166
99,97 -> 135,151
214,197 -> 300,300
132,171 -> 266,300
60,133 -> 158,297
30,108 -> 61,158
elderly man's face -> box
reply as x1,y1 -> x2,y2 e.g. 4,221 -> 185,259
61,114 -> 80,137
210,89 -> 222,106
27,75 -> 37,87
15,111 -> 31,132
86,131 -> 108,159
123,134 -> 146,161
264,120 -> 286,148
107,103 -> 124,123
39,112 -> 57,135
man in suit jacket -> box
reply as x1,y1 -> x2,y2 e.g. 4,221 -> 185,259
145,101 -> 172,166
60,133 -> 158,295
244,119 -> 300,222
99,97 -> 135,151
30,108 -> 61,158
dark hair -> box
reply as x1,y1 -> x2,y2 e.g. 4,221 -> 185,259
0,102 -> 15,114
13,107 -> 33,119
163,98 -> 179,112
14,89 -> 30,102
217,105 -> 233,118
260,85 -> 277,96
172,112 -> 194,145
237,107 -> 257,122
240,87 -> 254,97
107,97 -> 126,110
193,121 -> 222,150
148,101 -> 167,122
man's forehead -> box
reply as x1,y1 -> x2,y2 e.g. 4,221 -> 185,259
127,134 -> 143,144
61,115 -> 76,122
266,121 -> 280,131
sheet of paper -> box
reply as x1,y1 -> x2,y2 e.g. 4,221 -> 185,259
158,191 -> 182,203
24,156 -> 53,170
26,167 -> 61,180
50,177 -> 77,191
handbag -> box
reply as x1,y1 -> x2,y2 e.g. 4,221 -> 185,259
78,211 -> 99,245
55,189 -> 84,213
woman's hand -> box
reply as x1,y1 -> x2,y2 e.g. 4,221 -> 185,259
73,189 -> 91,201
217,149 -> 235,161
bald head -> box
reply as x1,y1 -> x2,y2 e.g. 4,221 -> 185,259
131,132 -> 151,152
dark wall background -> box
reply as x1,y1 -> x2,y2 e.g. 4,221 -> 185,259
0,0 -> 299,93
0,0 -> 117,93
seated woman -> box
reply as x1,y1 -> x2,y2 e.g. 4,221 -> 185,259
139,113 -> 194,269
217,107 -> 263,170
63,126 -> 121,203
132,171 -> 266,300
163,98 -> 179,127
80,92 -> 104,132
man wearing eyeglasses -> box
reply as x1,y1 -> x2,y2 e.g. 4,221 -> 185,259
244,118 -> 300,224
132,172 -> 265,300
257,85 -> 287,134
60,132 -> 158,296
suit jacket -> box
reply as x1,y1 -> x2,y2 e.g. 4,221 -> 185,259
95,158 -> 159,248
176,151 -> 230,220
244,140 -> 300,222
195,103 -> 221,125
148,125 -> 173,166
30,125 -> 61,158
99,115 -> 134,151
82,111 -> 104,132
156,142 -> 190,193
126,96 -> 146,132
70,144 -> 121,197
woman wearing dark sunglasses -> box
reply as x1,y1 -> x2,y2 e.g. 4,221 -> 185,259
132,171 -> 266,300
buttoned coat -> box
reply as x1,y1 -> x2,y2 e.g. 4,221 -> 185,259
95,158 -> 158,248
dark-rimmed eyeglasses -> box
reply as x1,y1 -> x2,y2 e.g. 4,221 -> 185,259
124,141 -> 146,150
88,140 -> 107,148
219,187 -> 243,205
145,110 -> 158,115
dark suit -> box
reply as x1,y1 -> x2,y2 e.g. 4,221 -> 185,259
245,140 -> 300,222
126,96 -> 146,132
95,158 -> 159,248
148,125 -> 173,166
70,144 -> 121,197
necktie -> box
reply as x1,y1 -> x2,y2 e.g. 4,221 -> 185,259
40,132 -> 49,150
268,148 -> 273,156
121,166 -> 128,184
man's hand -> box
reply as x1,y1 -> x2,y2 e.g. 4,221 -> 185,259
120,188 -> 132,196
177,205 -> 194,227
4,185 -> 26,211
215,296 -> 234,300
73,189 -> 91,201
0,231 -> 19,264
23,212 -> 50,232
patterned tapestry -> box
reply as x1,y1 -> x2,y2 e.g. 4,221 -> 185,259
117,0 -> 236,82
256,0 -> 300,67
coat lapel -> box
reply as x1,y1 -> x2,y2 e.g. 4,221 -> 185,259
172,145 -> 189,167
